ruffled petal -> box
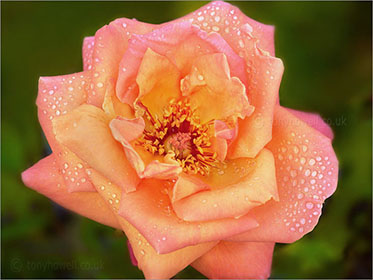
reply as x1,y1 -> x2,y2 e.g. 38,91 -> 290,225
180,1 -> 275,56
36,72 -> 95,192
88,18 -> 155,107
227,106 -> 338,243
87,169 -> 218,279
286,108 -> 334,140
52,104 -> 139,193
116,21 -> 247,106
110,116 -> 145,142
116,178 -> 258,254
178,1 -> 284,158
181,53 -> 254,123
172,149 -> 278,222
136,48 -> 181,118
82,36 -> 94,71
22,154 -> 120,229
212,120 -> 237,161
141,161 -> 182,180
102,78 -> 135,119
109,117 -> 182,179
171,174 -> 210,203
228,48 -> 284,158
192,241 -> 275,279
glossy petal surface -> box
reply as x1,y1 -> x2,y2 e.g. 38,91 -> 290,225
22,155 -> 120,229
227,106 -> 338,243
192,241 -> 275,279
117,178 -> 258,254
36,72 -> 95,192
88,169 -> 217,279
172,149 -> 278,222
88,18 -> 155,107
52,104 -> 139,193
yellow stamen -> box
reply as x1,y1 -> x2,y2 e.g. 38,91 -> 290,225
137,99 -> 217,176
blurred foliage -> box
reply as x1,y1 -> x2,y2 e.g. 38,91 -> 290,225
2,1 -> 371,279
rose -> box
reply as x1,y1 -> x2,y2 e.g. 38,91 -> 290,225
22,1 -> 338,279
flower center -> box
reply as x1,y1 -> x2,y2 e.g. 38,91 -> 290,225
164,132 -> 192,158
137,100 -> 217,176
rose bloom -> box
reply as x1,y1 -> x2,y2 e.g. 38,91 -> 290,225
22,1 -> 338,279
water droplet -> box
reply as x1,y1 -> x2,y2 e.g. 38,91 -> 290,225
309,159 -> 316,166
306,202 -> 314,209
297,193 -> 304,199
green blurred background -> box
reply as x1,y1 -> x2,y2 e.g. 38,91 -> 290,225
2,1 -> 371,278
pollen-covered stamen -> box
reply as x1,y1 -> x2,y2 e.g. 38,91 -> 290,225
137,100 -> 218,176
165,132 -> 192,158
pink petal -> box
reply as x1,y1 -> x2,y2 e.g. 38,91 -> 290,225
88,169 -> 217,279
37,72 -> 95,192
226,106 -> 338,243
171,174 -> 210,203
110,116 -> 145,142
213,120 -> 237,161
180,1 -> 275,56
22,154 -> 120,229
109,117 -> 182,180
52,104 -> 139,193
192,241 -> 275,279
178,1 -> 284,158
127,240 -> 138,267
286,108 -> 334,140
181,53 -> 254,123
172,149 -> 278,222
82,36 -> 94,71
228,47 -> 284,158
214,120 -> 237,140
88,18 -> 155,107
116,21 -> 247,106
100,76 -> 135,120
135,48 -> 181,118
141,161 -> 182,180
117,178 -> 258,254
